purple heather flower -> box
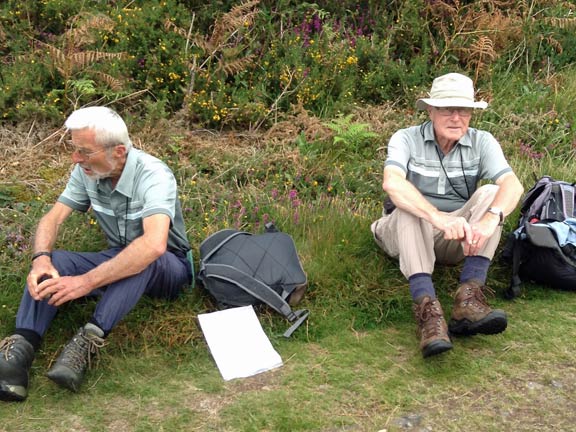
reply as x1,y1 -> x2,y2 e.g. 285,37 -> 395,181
293,210 -> 300,224
312,14 -> 321,32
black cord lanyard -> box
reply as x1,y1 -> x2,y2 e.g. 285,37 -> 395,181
421,120 -> 470,201
434,145 -> 470,201
117,196 -> 129,246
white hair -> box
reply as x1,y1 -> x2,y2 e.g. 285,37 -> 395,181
65,106 -> 133,151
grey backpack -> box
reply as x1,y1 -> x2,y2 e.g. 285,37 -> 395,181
502,175 -> 576,298
197,223 -> 309,337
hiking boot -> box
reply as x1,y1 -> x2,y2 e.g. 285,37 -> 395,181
412,297 -> 453,358
0,335 -> 35,402
449,279 -> 507,336
46,324 -> 105,392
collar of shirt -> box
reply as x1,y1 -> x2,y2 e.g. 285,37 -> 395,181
421,120 -> 473,149
96,149 -> 139,198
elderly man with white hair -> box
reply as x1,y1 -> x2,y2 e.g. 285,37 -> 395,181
372,73 -> 524,358
0,106 -> 192,400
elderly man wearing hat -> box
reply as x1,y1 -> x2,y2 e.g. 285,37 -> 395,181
371,73 -> 524,358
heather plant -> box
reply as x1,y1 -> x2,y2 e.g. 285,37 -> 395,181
3,0 -> 576,126
3,63 -> 576,430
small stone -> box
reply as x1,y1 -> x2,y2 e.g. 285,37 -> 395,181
550,380 -> 563,389
393,413 -> 423,429
526,381 -> 543,390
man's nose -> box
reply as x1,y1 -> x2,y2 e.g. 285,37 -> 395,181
71,150 -> 85,163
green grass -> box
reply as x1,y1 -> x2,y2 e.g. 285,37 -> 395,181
1,288 -> 575,431
2,66 -> 576,431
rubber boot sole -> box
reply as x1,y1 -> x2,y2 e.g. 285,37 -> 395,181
46,365 -> 82,392
422,339 -> 453,358
449,310 -> 508,336
0,381 -> 27,402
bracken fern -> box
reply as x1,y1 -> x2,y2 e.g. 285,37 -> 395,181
34,12 -> 127,101
325,114 -> 379,153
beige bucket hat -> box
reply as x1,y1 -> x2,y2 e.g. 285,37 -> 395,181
416,73 -> 488,110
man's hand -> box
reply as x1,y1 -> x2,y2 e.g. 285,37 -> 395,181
27,258 -> 60,301
462,215 -> 500,256
35,275 -> 93,307
434,214 -> 473,241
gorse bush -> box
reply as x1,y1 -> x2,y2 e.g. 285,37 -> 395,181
2,0 -> 576,127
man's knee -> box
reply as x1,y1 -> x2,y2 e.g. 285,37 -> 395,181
50,250 -> 75,274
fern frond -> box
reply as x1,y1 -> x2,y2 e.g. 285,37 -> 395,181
545,36 -> 563,54
65,13 -> 115,48
221,46 -> 245,59
541,17 -> 576,29
324,114 -> 378,151
37,41 -> 67,73
325,114 -> 355,135
192,35 -> 215,53
210,0 -> 259,46
217,55 -> 255,76
91,71 -> 125,91
470,35 -> 496,61
69,51 -> 127,72
164,19 -> 188,38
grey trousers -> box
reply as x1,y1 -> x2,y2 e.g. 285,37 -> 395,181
371,185 -> 502,279
15,248 -> 192,336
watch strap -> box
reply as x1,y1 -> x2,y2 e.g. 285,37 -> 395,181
32,251 -> 52,261
487,207 -> 504,226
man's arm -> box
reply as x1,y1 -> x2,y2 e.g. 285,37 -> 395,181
37,213 -> 171,306
486,171 -> 524,219
382,165 -> 473,241
27,202 -> 73,300
464,171 -> 524,255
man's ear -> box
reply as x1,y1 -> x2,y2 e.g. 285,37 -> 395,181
113,145 -> 127,158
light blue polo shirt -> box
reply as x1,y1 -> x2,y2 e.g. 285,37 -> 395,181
385,121 -> 512,212
58,148 -> 190,254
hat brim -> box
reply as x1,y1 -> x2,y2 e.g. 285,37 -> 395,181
416,98 -> 488,110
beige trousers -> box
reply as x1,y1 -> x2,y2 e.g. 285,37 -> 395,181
370,185 -> 502,279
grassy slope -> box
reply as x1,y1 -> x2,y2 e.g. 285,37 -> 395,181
1,285 -> 575,431
2,69 -> 576,431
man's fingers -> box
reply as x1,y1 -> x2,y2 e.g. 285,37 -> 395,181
463,224 -> 474,242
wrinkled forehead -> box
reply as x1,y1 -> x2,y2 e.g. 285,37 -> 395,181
69,127 -> 100,147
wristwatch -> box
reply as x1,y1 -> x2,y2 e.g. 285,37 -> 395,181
487,207 -> 504,226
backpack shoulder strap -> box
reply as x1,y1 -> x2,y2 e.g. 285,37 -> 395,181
203,263 -> 309,337
559,183 -> 575,219
505,232 -> 524,300
521,180 -> 552,223
200,230 -> 251,263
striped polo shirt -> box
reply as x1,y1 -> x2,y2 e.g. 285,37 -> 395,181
58,148 -> 190,254
385,121 -> 512,212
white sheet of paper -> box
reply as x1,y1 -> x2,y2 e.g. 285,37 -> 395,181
198,306 -> 283,381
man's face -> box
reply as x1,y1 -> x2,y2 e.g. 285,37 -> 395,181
70,128 -> 120,180
428,106 -> 472,146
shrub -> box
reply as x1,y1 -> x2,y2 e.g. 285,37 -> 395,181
1,0 -> 576,127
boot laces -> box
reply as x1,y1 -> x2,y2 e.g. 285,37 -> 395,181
61,331 -> 105,372
416,298 -> 444,338
0,336 -> 20,361
466,284 -> 495,311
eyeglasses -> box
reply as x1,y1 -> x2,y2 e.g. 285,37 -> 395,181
434,107 -> 473,117
72,147 -> 107,158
